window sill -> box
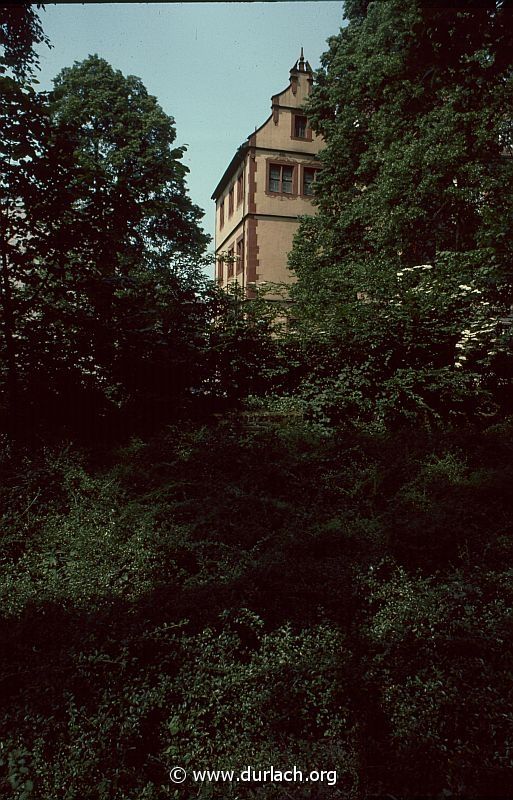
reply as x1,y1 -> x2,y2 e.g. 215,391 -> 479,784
265,190 -> 298,198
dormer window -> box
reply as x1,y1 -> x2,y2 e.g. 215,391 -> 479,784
294,115 -> 307,138
291,113 -> 312,142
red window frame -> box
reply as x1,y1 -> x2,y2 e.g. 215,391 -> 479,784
268,163 -> 295,195
227,246 -> 234,278
236,237 -> 244,274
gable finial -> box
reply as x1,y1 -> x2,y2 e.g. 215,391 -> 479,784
290,49 -> 312,77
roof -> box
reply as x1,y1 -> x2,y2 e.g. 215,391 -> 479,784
211,141 -> 248,201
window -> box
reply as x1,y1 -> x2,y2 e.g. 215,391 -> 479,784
227,246 -> 234,278
236,238 -> 244,273
294,115 -> 307,138
269,164 -> 294,194
237,173 -> 243,206
219,200 -> 224,229
302,167 -> 318,196
228,186 -> 234,216
217,258 -> 224,284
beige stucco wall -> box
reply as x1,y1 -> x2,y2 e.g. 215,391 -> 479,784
253,150 -> 320,217
215,228 -> 246,287
219,219 -> 299,287
255,217 -> 299,286
254,68 -> 321,151
215,159 -> 249,252
273,70 -> 312,110
254,112 -> 321,153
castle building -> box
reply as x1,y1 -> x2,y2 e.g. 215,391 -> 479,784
211,51 -> 323,298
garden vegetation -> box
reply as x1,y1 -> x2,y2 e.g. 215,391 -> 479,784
1,3 -> 513,798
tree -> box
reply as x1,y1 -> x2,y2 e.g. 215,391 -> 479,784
0,3 -> 49,80
288,0 -> 513,427
0,4 -> 51,429
301,0 -> 513,268
1,53 -> 213,436
38,56 -> 212,432
49,55 -> 208,273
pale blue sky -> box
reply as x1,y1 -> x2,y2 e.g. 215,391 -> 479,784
35,2 -> 345,266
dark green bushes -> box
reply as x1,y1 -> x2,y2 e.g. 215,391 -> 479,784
2,6 -> 513,797
1,419 -> 513,797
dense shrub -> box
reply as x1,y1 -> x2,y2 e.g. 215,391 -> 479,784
1,420 -> 513,797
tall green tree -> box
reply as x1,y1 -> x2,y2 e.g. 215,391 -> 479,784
288,0 -> 513,426
49,55 -> 208,274
1,52 -> 213,435
39,56 -> 212,430
37,56 -> 212,431
0,4 -> 51,426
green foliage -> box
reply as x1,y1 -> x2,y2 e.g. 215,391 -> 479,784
0,463 -> 158,615
0,4 -> 49,80
2,6 -> 513,799
49,55 -> 208,268
204,283 -> 298,405
1,53 -> 215,438
165,614 -> 354,798
1,420 -> 513,797
361,563 -> 513,794
0,6 -> 53,427
306,1 -> 513,264
288,0 -> 513,428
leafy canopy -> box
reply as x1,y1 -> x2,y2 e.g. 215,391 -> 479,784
287,0 -> 513,427
1,53 -> 214,437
